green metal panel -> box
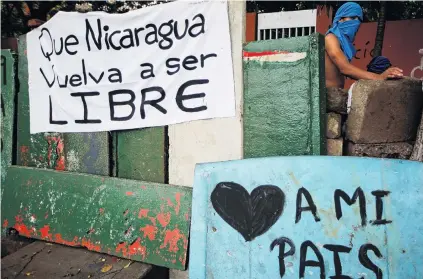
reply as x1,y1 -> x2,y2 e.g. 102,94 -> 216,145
16,35 -> 64,170
64,133 -> 109,176
117,128 -> 165,183
243,34 -> 326,158
1,50 -> 16,194
16,35 -> 109,175
1,166 -> 192,270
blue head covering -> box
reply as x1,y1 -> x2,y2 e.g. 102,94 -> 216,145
367,56 -> 392,74
326,2 -> 363,61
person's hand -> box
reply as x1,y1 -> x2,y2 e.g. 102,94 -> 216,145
380,67 -> 404,80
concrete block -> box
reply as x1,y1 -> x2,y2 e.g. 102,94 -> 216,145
327,138 -> 343,156
346,78 -> 423,143
327,87 -> 348,114
347,142 -> 413,159
170,269 -> 188,279
326,112 -> 342,138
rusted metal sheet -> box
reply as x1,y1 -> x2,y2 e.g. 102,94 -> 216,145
16,35 -> 64,170
2,166 -> 192,270
117,128 -> 165,183
1,50 -> 16,194
190,156 -> 423,278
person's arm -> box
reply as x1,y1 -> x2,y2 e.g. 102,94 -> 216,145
325,34 -> 402,80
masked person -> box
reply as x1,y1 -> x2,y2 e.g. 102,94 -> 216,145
325,2 -> 403,113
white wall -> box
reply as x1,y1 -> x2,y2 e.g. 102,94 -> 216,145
168,0 -> 245,187
257,9 -> 317,40
168,0 -> 245,277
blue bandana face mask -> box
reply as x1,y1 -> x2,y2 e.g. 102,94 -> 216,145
326,2 -> 363,61
338,19 -> 361,41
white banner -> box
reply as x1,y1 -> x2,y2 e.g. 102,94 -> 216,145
27,0 -> 235,133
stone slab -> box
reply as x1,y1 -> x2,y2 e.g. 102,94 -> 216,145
346,78 -> 423,143
1,241 -> 152,278
327,87 -> 348,114
326,112 -> 342,139
327,138 -> 343,156
347,142 -> 413,159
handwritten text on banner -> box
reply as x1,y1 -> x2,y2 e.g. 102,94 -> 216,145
27,0 -> 235,133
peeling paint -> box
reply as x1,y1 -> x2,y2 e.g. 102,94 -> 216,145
140,224 -> 158,241
160,228 -> 185,253
138,209 -> 149,218
157,212 -> 171,227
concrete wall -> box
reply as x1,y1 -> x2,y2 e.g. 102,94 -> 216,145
168,0 -> 245,188
169,1 -> 245,277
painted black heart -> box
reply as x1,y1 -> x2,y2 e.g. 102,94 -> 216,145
211,182 -> 285,242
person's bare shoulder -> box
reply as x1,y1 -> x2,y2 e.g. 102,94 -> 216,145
325,33 -> 340,50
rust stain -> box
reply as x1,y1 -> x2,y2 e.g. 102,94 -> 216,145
13,215 -> 33,237
20,145 -> 29,166
54,233 -> 79,246
157,212 -> 171,227
141,185 -> 146,190
116,242 -> 128,256
115,238 -> 147,260
160,228 -> 184,253
128,237 -> 147,259
55,137 -> 65,171
82,238 -> 101,252
167,198 -> 174,207
140,224 -> 158,241
47,136 -> 65,171
3,219 -> 8,228
99,208 -> 105,214
184,213 -> 189,221
44,212 -> 49,219
138,209 -> 149,218
40,225 -> 52,240
175,193 -> 181,215
126,191 -> 134,196
123,209 -> 129,216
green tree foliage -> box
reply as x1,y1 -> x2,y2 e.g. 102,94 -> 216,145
1,0 -> 171,38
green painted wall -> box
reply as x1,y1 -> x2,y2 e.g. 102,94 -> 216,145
1,50 -> 16,195
117,128 -> 165,183
243,34 -> 326,158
